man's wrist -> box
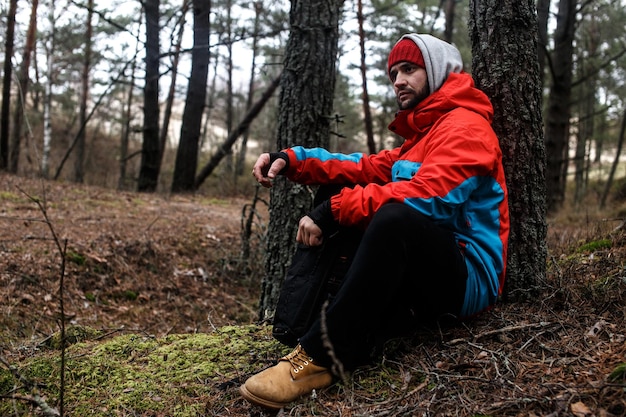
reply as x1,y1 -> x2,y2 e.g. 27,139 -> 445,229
269,152 -> 289,174
308,199 -> 339,237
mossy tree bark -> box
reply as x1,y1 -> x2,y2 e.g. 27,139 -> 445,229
259,0 -> 345,321
469,0 -> 548,300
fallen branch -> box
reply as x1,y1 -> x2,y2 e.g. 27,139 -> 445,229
0,355 -> 60,416
194,74 -> 281,189
0,394 -> 60,417
447,322 -> 554,345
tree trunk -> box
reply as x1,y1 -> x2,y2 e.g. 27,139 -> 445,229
600,109 -> 626,209
118,17 -> 142,191
235,1 -> 262,178
595,93 -> 608,164
573,66 -> 593,207
73,0 -> 93,183
258,0 -> 344,321
138,0 -> 161,192
9,0 -> 39,173
200,54 -> 220,152
41,0 -> 56,179
469,0 -> 548,300
118,58 -> 138,190
171,0 -> 210,193
544,0 -> 577,212
1,0 -> 18,170
224,0 -> 234,175
159,0 -> 190,170
443,0 -> 456,43
573,13 -> 599,207
357,0 -> 376,154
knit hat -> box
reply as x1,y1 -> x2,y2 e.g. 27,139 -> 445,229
387,38 -> 425,76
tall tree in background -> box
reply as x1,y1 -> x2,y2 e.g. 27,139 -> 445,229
74,0 -> 94,183
118,50 -> 139,190
41,0 -> 57,179
590,1 -> 626,165
160,0 -> 190,173
1,0 -> 18,170
469,0 -> 547,299
258,0 -> 345,320
573,9 -> 599,206
544,0 -> 577,212
118,14 -> 143,190
357,0 -> 375,154
600,109 -> 626,209
171,0 -> 210,192
138,0 -> 161,192
235,1 -> 262,178
9,0 -> 39,173
443,0 -> 456,43
223,0 -> 235,175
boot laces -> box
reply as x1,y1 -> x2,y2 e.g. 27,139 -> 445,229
284,345 -> 314,374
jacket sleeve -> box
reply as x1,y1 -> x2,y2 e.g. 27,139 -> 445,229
330,111 -> 502,229
283,146 -> 400,186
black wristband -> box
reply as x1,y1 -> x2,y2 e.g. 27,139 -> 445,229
308,199 -> 340,238
269,152 -> 289,175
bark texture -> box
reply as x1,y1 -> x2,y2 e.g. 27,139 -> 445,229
138,0 -> 161,192
171,0 -> 210,193
259,0 -> 345,320
469,0 -> 548,299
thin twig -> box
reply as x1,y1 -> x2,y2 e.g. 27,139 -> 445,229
447,322 -> 554,345
16,185 -> 68,416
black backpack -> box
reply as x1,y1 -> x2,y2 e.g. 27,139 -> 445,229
272,229 -> 361,347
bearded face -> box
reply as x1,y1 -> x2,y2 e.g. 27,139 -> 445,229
389,63 -> 430,110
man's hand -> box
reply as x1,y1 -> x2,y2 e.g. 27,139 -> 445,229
296,215 -> 324,247
252,153 -> 286,188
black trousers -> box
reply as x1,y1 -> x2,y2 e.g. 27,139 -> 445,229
299,201 -> 468,371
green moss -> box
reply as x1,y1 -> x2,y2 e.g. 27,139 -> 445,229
66,250 -> 87,265
200,197 -> 229,206
609,362 -> 626,382
0,325 -> 288,416
123,290 -> 138,301
131,198 -> 146,206
45,325 -> 103,349
0,190 -> 26,203
576,239 -> 612,253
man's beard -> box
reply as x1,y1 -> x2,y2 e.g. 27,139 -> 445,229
397,85 -> 429,110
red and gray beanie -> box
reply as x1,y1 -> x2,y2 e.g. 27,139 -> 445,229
387,34 -> 463,94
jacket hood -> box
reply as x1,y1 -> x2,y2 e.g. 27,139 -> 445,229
396,34 -> 463,94
388,72 -> 494,140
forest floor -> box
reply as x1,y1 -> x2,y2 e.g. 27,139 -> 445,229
0,172 -> 625,417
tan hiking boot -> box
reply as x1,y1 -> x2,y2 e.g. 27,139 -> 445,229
240,344 -> 333,409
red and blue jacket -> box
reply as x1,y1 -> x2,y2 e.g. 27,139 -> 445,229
281,72 -> 509,317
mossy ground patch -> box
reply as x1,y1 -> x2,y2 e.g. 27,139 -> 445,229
0,325 -> 290,416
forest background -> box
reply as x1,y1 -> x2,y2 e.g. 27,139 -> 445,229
0,0 -> 625,416
0,0 -> 625,206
